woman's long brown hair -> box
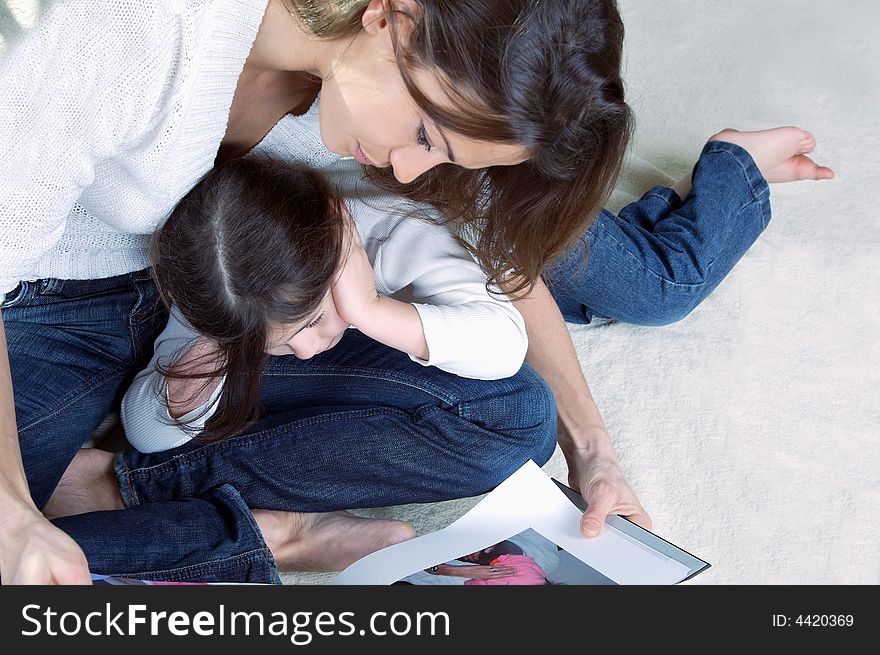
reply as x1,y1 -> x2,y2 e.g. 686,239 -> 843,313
289,0 -> 632,295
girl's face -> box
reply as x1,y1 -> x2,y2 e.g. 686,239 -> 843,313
318,0 -> 528,184
265,292 -> 349,360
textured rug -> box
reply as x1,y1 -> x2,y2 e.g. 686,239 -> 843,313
282,0 -> 880,585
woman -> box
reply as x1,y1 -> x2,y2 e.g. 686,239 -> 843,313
1,0 -> 820,584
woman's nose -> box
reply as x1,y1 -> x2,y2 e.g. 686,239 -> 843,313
389,146 -> 437,184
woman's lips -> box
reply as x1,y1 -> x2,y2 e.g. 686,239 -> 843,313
353,142 -> 375,166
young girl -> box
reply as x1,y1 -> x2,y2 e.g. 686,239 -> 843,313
121,155 -> 528,452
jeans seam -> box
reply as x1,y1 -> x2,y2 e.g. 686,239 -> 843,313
262,367 -> 459,405
113,547 -> 277,583
115,452 -> 140,508
129,279 -> 165,363
708,147 -> 769,201
123,407 -> 416,481
16,369 -> 127,433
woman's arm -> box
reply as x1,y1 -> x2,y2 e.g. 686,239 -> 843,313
0,314 -> 92,584
511,279 -> 653,536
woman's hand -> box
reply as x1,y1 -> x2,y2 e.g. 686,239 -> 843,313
562,426 -> 653,538
0,507 -> 92,584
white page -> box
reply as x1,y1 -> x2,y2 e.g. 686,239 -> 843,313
333,461 -> 690,585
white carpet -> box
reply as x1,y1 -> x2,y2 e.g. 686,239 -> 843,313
567,0 -> 880,585
283,0 -> 879,586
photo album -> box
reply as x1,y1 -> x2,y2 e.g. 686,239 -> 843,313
333,460 -> 709,585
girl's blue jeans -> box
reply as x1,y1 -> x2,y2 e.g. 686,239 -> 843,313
2,141 -> 769,583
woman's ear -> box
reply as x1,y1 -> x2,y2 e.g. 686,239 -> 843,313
361,0 -> 420,35
361,0 -> 389,34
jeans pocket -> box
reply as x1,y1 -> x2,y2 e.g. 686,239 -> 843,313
1,281 -> 29,309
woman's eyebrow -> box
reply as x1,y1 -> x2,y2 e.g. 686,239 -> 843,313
434,123 -> 457,163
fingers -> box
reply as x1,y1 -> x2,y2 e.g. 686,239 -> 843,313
52,560 -> 93,585
624,507 -> 653,533
580,480 -> 616,537
491,566 -> 518,575
580,479 -> 654,538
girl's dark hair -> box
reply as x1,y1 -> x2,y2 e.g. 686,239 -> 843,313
290,0 -> 632,294
150,158 -> 346,442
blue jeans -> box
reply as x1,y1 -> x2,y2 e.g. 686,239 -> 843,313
117,329 -> 558,512
2,272 -> 278,583
546,141 -> 771,325
2,274 -> 556,583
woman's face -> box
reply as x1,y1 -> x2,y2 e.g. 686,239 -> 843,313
318,0 -> 528,184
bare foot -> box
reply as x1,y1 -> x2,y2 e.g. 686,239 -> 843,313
763,154 -> 835,183
253,509 -> 417,572
709,126 -> 834,181
43,448 -> 125,519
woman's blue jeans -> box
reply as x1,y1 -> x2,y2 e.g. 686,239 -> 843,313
2,140 -> 769,583
546,141 -> 770,325
3,276 -> 557,583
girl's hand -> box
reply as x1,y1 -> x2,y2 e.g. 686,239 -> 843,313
331,217 -> 379,328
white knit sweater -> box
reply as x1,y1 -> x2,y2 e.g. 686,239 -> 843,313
0,0 -> 271,295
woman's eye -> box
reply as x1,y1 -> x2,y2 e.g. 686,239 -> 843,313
417,124 -> 432,152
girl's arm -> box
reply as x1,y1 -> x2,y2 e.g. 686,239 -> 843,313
339,206 -> 527,380
511,279 -> 653,537
331,229 -> 430,362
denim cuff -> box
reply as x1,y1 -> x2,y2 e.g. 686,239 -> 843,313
115,450 -> 141,508
208,483 -> 282,585
113,453 -> 280,584
699,139 -> 770,203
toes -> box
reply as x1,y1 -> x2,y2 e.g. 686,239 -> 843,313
764,155 -> 835,183
814,166 -> 835,180
799,130 -> 816,154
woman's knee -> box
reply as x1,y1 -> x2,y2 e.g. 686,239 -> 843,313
462,366 -> 558,485
622,284 -> 708,326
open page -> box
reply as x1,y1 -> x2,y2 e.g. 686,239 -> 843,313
333,460 -> 709,585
